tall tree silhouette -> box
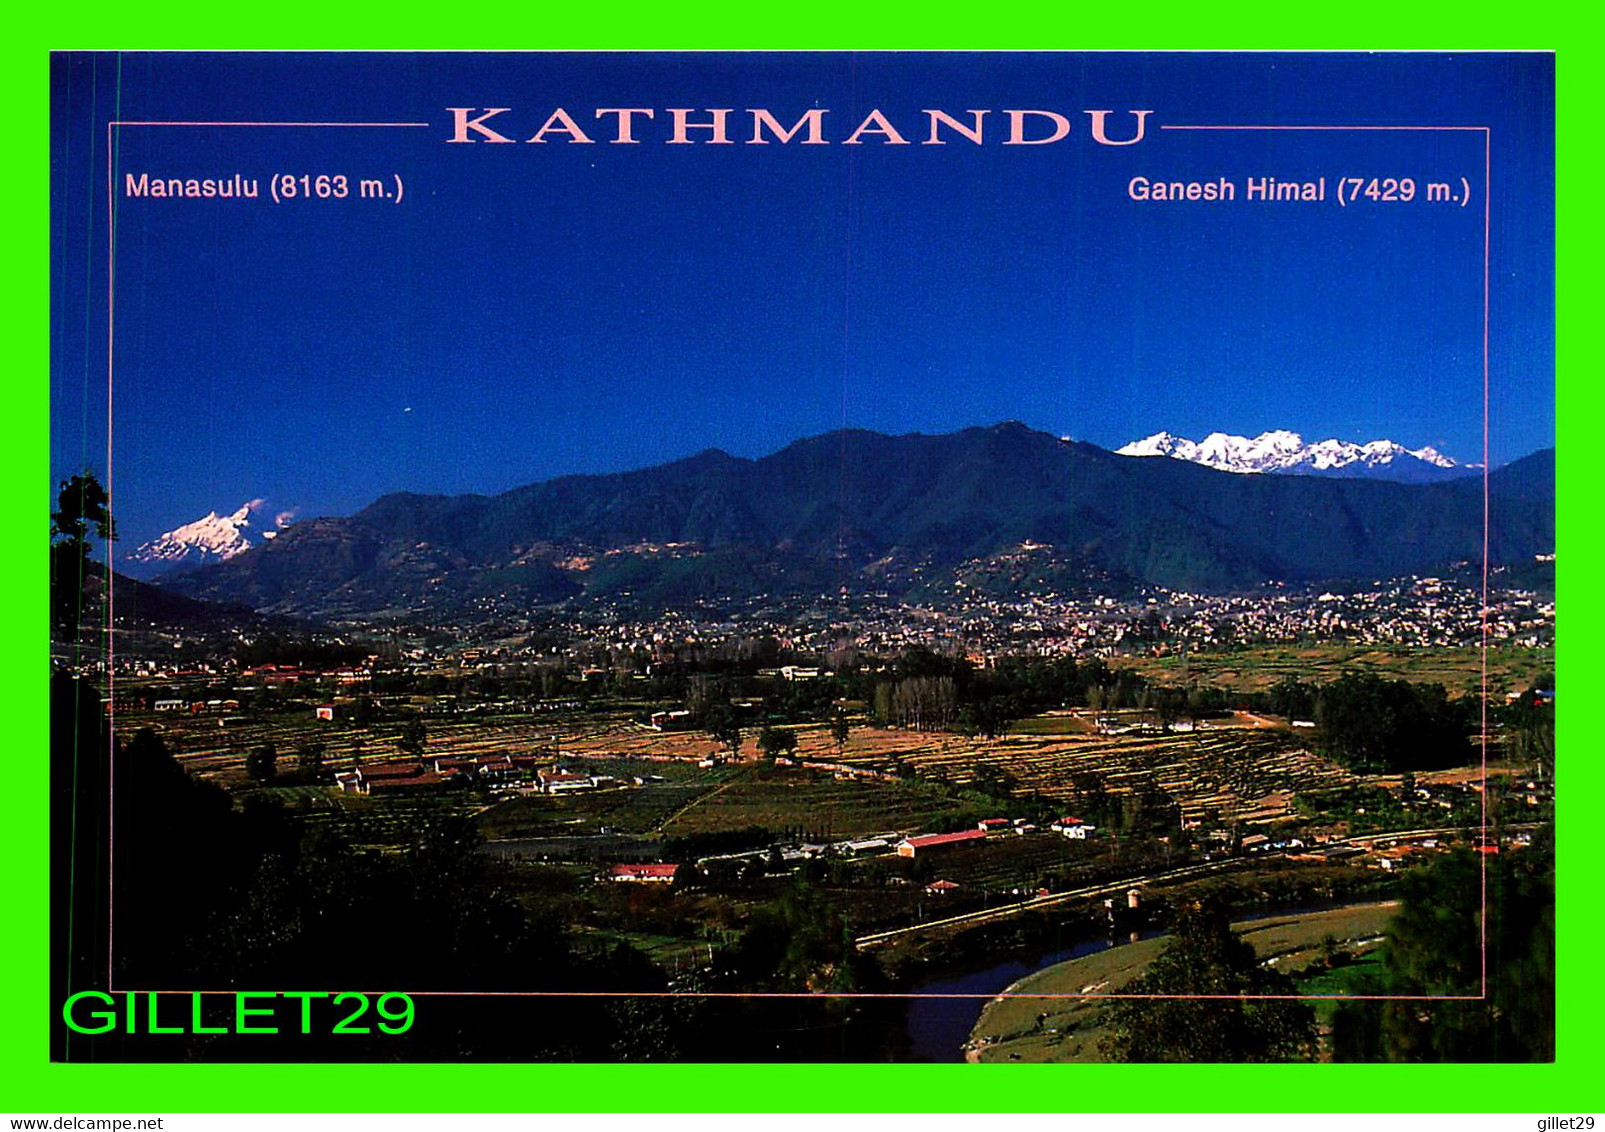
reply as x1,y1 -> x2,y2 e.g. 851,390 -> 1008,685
51,472 -> 116,635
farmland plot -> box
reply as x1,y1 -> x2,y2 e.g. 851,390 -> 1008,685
655,765 -> 967,840
139,707 -> 1369,830
822,726 -> 1364,826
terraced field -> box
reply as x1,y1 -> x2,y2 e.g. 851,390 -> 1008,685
820,722 -> 1363,826
136,704 -> 1370,831
137,709 -> 625,786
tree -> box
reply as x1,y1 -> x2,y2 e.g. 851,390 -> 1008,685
871,682 -> 893,725
1098,898 -> 1317,1062
52,472 -> 117,549
1267,677 -> 1316,722
399,718 -> 428,759
1510,712 -> 1555,781
704,704 -> 743,761
50,472 -> 117,634
757,726 -> 797,763
831,708 -> 851,755
245,743 -> 279,785
1135,684 -> 1153,724
1155,688 -> 1184,732
296,741 -> 326,780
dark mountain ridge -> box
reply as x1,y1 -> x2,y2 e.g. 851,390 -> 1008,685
162,423 -> 1555,619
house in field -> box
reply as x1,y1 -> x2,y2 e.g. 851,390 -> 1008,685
607,863 -> 679,884
335,761 -> 436,795
977,818 -> 1012,834
896,829 -> 988,858
315,703 -> 336,721
924,879 -> 961,896
648,709 -> 694,731
843,838 -> 891,855
1051,816 -> 1097,839
537,769 -> 595,794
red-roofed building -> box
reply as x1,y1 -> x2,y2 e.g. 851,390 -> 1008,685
355,761 -> 428,780
538,770 -> 595,794
608,864 -> 679,884
896,829 -> 988,857
924,879 -> 961,896
333,761 -> 433,794
978,818 -> 1011,833
1051,816 -> 1097,840
364,770 -> 447,795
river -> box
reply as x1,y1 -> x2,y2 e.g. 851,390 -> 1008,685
900,902 -> 1359,1062
902,929 -> 1160,1062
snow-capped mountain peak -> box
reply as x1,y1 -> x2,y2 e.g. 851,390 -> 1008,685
1404,444 -> 1457,468
1116,430 -> 1188,457
1116,430 -> 1465,480
125,499 -> 295,576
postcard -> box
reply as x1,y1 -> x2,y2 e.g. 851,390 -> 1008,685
47,51 -> 1554,1067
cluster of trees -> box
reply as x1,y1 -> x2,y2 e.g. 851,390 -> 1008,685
1269,673 -> 1474,772
1331,831 -> 1555,1062
1096,831 -> 1555,1063
872,674 -> 959,731
713,881 -> 882,993
863,651 -> 1164,738
243,740 -> 332,784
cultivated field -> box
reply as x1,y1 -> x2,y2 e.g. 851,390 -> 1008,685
1113,644 -> 1552,698
818,718 -> 1365,826
130,704 -> 1381,832
652,764 -> 966,840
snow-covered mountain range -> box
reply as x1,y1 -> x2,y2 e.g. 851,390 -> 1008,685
1116,430 -> 1473,482
124,500 -> 294,578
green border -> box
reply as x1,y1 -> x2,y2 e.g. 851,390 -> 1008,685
13,7 -> 1590,1114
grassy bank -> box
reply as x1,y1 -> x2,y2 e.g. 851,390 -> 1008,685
966,900 -> 1397,1063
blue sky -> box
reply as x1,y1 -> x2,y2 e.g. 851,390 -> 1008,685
51,52 -> 1554,548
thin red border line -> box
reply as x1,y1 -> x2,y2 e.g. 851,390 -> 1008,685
104,120 -> 115,994
1156,121 -> 1494,1004
1481,123 -> 1492,1000
100,119 -> 1498,1005
100,118 -> 429,995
